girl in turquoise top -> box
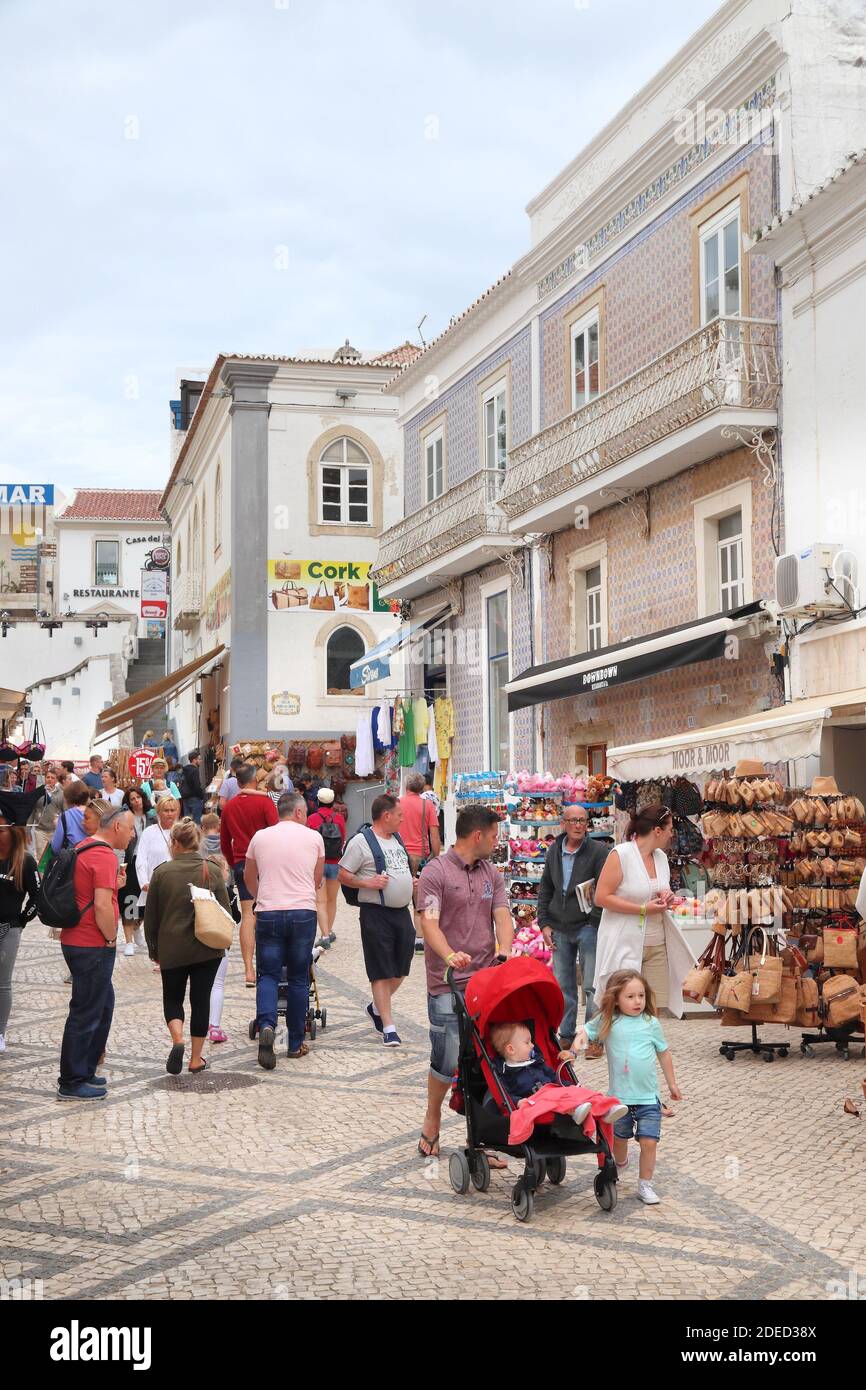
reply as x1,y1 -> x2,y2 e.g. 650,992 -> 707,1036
574,969 -> 681,1205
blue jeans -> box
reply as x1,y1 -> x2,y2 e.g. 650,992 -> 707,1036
59,945 -> 116,1090
255,910 -> 317,1051
185,797 -> 204,825
552,922 -> 598,1041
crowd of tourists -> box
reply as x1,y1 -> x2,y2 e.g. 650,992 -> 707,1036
0,750 -> 685,1203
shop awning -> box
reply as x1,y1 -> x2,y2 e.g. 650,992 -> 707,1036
0,688 -> 26,723
349,608 -> 449,688
505,604 -> 766,712
93,644 -> 225,744
606,685 -> 866,782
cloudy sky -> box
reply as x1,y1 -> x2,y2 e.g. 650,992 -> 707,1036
0,0 -> 719,493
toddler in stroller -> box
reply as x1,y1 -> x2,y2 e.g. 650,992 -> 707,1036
447,955 -> 623,1221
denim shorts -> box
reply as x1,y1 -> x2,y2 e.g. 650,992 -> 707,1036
322,863 -> 340,880
233,862 -> 253,902
614,1101 -> 662,1142
428,989 -> 462,1084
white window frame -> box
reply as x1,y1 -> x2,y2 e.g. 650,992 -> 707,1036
94,538 -> 120,587
717,512 -> 745,613
699,199 -> 741,325
481,578 -> 512,771
570,308 -> 601,413
694,481 -> 753,617
318,438 -> 372,527
567,540 -> 609,654
585,563 -> 603,652
424,427 -> 445,503
482,378 -> 508,474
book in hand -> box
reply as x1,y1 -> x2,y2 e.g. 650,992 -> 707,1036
575,878 -> 596,914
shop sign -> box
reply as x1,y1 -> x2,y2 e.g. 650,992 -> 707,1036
141,568 -> 168,618
670,740 -> 731,772
128,747 -> 156,780
267,559 -> 389,614
271,691 -> 301,717
0,484 -> 54,506
125,534 -> 170,547
73,588 -> 139,598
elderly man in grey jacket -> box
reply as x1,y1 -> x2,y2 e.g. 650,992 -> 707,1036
538,806 -> 611,1055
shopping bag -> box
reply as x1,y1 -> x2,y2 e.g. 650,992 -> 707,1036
190,862 -> 234,951
823,926 -> 858,968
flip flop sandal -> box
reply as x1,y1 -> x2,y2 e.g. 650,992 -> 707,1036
245,980 -> 257,988
417,1132 -> 440,1158
287,1042 -> 310,1059
481,1149 -> 508,1169
166,1043 -> 184,1075
189,1059 -> 209,1074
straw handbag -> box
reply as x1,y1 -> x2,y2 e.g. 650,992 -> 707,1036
190,860 -> 234,951
748,927 -> 783,1003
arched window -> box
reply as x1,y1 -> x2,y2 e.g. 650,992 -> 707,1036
192,503 -> 200,575
214,463 -> 222,555
326,625 -> 365,694
319,437 -> 370,525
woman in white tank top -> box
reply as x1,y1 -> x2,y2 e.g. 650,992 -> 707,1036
593,803 -> 696,1018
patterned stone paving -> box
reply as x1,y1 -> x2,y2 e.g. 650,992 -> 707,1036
1,903 -> 864,1301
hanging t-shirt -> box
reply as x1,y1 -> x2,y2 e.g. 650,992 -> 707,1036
426,704 -> 439,763
397,701 -> 416,767
413,697 -> 429,747
376,704 -> 392,750
355,709 -> 375,777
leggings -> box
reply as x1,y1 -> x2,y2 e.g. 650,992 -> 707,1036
209,953 -> 229,1029
161,958 -> 221,1038
0,928 -> 22,1034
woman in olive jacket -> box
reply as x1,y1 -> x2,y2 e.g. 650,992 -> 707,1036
144,817 -> 232,1075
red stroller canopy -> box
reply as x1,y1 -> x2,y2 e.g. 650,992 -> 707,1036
464,957 -> 564,1072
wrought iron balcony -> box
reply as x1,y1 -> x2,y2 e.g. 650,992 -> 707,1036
172,577 -> 201,630
500,317 -> 779,521
370,469 -> 511,588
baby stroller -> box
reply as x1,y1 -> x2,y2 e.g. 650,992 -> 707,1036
447,956 -> 617,1222
248,948 -> 327,1052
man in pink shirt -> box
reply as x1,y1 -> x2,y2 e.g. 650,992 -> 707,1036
244,792 -> 324,1069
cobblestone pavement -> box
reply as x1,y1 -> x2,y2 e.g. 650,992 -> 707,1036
1,902 -> 864,1301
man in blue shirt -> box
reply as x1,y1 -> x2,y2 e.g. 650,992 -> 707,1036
82,755 -> 104,791
537,806 -> 611,1054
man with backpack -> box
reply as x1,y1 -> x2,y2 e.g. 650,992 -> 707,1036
46,803 -> 135,1101
307,787 -> 345,949
338,793 -> 415,1047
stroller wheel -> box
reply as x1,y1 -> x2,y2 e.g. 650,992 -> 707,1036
546,1156 -> 567,1186
248,1019 -> 258,1040
307,1012 -> 317,1041
449,1151 -> 471,1195
320,1008 -> 327,1028
469,1151 -> 491,1192
594,1172 -> 617,1212
510,1178 -> 534,1223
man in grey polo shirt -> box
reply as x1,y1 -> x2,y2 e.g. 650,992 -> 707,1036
537,805 -> 611,1055
415,804 -> 513,1160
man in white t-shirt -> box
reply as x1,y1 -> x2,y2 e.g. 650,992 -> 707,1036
245,791 -> 324,1070
338,793 -> 415,1047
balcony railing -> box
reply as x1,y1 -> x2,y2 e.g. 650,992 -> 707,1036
500,317 -> 779,520
172,577 -> 202,630
370,469 -> 510,588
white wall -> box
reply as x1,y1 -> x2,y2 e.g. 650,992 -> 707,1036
29,654 -> 121,760
1,617 -> 133,692
11,618 -> 134,759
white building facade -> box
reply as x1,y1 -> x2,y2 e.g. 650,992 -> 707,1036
54,489 -> 170,640
160,342 -> 420,756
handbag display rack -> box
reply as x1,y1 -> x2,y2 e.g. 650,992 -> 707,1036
613,776 -> 703,890
782,787 -> 866,1060
715,925 -> 794,1063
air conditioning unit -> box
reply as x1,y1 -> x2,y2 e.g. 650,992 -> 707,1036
775,544 -> 859,616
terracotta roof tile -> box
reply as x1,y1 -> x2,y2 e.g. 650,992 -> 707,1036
58,489 -> 165,522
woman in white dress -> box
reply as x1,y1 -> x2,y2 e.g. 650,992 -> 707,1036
593,802 -> 696,1018
135,798 -> 180,968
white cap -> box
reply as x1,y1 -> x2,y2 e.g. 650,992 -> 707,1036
317,787 -> 335,805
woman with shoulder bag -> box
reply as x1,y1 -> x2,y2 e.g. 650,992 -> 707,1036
0,815 -> 39,1052
594,803 -> 696,1019
143,818 -> 232,1075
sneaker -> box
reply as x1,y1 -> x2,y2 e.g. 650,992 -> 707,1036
57,1083 -> 107,1101
0,1034 -> 5,1053
123,942 -> 135,957
208,1026 -> 228,1044
366,1002 -> 384,1034
85,1074 -> 107,1087
638,1179 -> 660,1205
257,1025 -> 277,1070
601,1103 -> 628,1125
324,931 -> 336,945
317,936 -> 331,950
413,939 -> 425,954
134,928 -> 146,948
573,1101 -> 592,1125
383,1029 -> 402,1047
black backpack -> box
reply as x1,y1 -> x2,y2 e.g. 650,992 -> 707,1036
341,826 -> 406,907
315,809 -> 344,860
37,840 -> 104,930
